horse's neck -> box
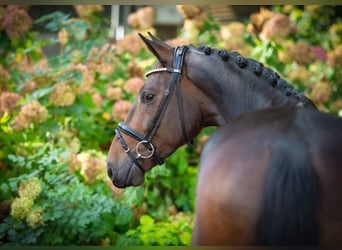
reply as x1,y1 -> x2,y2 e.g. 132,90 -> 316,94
187,48 -> 316,127
201,72 -> 308,126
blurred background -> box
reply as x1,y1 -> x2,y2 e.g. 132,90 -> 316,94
0,5 -> 341,246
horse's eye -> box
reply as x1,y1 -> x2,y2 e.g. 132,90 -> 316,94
141,92 -> 155,103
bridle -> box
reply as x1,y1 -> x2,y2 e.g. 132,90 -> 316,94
115,46 -> 191,173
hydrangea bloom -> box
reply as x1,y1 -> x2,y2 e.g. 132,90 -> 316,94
112,100 -> 132,121
10,197 -> 34,220
14,100 -> 49,130
127,6 -> 155,30
49,82 -> 76,107
124,77 -> 144,95
0,92 -> 21,115
18,177 -> 42,200
3,5 -> 32,39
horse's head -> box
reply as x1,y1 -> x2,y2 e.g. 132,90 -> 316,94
107,33 -> 210,188
107,32 -> 317,188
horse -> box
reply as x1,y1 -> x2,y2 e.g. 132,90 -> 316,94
107,32 -> 342,246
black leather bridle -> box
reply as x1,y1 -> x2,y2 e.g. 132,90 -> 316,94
115,46 -> 191,173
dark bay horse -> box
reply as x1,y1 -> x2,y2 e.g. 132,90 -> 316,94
107,33 -> 342,245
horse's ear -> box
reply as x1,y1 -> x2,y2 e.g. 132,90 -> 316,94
139,32 -> 174,66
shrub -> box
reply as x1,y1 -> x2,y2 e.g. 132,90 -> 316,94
0,5 -> 341,246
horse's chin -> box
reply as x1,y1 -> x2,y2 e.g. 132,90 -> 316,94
108,160 -> 145,188
130,165 -> 145,186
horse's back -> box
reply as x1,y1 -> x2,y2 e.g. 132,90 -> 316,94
193,108 -> 342,245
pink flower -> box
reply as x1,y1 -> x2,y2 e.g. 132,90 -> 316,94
3,6 -> 32,39
124,77 -> 144,95
0,92 -> 21,115
76,150 -> 107,184
92,93 -> 102,108
281,42 -> 315,65
248,7 -> 275,34
49,82 -> 76,107
176,5 -> 204,19
106,87 -> 122,101
308,81 -> 332,106
310,46 -> 327,61
127,61 -> 144,78
260,13 -> 294,42
127,6 -> 155,30
117,32 -> 145,56
14,100 -> 49,130
73,63 -> 94,93
112,100 -> 132,121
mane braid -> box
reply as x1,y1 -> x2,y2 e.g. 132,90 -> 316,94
195,45 -> 316,108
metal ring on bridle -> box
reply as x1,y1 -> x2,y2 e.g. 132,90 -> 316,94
135,140 -> 155,159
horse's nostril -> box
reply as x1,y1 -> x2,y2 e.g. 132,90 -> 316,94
107,163 -> 113,178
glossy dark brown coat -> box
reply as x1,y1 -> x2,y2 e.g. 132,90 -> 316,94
107,33 -> 342,246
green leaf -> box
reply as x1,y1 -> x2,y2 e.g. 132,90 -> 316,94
29,85 -> 55,101
0,112 -> 11,124
123,186 -> 144,206
179,231 -> 192,245
0,222 -> 9,234
0,182 -> 10,199
139,215 -> 154,226
114,205 -> 133,226
34,11 -> 70,31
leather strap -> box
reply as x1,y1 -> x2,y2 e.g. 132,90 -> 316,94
115,46 -> 189,170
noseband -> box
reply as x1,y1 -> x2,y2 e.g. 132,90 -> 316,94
115,46 -> 191,173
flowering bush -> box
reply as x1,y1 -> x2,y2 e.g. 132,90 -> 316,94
2,6 -> 32,40
241,6 -> 342,112
0,5 -> 341,246
13,100 -> 49,130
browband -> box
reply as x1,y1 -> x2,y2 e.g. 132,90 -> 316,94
144,67 -> 181,78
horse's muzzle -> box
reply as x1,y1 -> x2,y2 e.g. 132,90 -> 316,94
107,161 -> 144,188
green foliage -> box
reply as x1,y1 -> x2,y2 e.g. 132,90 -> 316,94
0,5 -> 341,246
286,5 -> 340,48
122,146 -> 198,221
116,214 -> 193,246
0,143 -> 133,245
0,6 -> 130,245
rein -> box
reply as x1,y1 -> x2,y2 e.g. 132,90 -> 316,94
115,46 -> 190,173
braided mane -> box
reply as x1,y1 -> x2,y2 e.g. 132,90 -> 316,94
196,45 -> 316,108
